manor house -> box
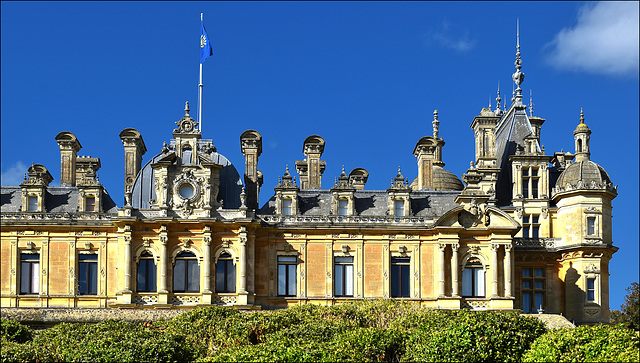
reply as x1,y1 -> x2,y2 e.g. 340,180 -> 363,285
0,37 -> 617,324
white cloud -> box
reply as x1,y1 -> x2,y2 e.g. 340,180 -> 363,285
422,21 -> 475,53
546,2 -> 639,77
1,161 -> 27,186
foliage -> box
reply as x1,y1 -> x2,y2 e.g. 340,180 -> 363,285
400,309 -> 547,362
1,319 -> 191,363
0,319 -> 33,343
523,323 -> 640,362
611,282 -> 640,331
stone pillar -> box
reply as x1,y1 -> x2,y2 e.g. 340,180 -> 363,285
202,226 -> 212,304
158,226 -> 169,304
491,243 -> 499,297
438,243 -> 446,297
122,226 -> 133,304
451,243 -> 460,297
240,130 -> 262,210
237,227 -> 249,305
504,244 -> 513,297
119,128 -> 147,195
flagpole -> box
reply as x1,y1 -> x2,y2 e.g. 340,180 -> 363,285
199,12 -> 204,134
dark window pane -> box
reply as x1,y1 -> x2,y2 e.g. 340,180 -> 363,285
534,269 -> 543,277
535,293 -> 544,310
187,260 -> 199,292
390,264 -> 400,297
523,281 -> 531,289
278,256 -> 297,263
88,262 -> 98,294
532,226 -> 539,238
335,265 -> 343,295
226,261 -> 236,293
174,259 -> 186,292
535,281 -> 544,289
78,262 -> 88,294
335,256 -> 353,264
400,265 -> 410,297
20,262 -> 31,294
523,292 -> 531,313
523,227 -> 529,238
79,254 -> 98,261
522,269 -> 531,277
288,265 -> 296,296
532,215 -> 539,224
278,265 -> 287,296
215,262 -> 225,292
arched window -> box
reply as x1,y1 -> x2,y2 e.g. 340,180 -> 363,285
173,251 -> 199,293
577,139 -> 583,153
462,257 -> 485,298
216,252 -> 236,293
137,252 -> 156,292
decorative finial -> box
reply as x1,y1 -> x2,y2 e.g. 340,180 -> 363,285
184,101 -> 190,116
334,177 -> 338,186
342,165 -> 345,173
286,164 -> 289,173
580,108 -> 585,124
495,82 -> 502,114
23,173 -> 27,182
432,109 -> 440,138
512,18 -> 525,105
489,97 -> 492,109
398,166 -> 402,173
529,89 -> 534,116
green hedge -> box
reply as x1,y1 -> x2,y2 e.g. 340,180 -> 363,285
3,301 -> 638,363
523,323 -> 640,363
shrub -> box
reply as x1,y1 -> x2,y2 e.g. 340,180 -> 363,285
401,310 -> 547,362
2,320 -> 192,363
523,323 -> 640,362
0,319 -> 33,343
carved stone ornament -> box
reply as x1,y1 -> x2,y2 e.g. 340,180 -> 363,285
516,207 -> 523,219
583,264 -> 600,274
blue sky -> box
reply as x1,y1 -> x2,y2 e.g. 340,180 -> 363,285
1,1 -> 638,310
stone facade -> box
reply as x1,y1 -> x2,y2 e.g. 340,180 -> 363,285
0,40 -> 617,324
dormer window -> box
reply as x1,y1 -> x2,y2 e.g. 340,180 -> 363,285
338,199 -> 349,216
282,198 -> 293,216
182,145 -> 192,165
522,167 -> 540,199
85,196 -> 96,212
28,196 -> 38,212
394,200 -> 405,217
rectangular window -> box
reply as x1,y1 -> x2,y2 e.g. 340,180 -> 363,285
522,215 -> 540,238
137,252 -> 157,292
215,253 -> 236,293
334,256 -> 354,297
20,253 -> 40,294
282,198 -> 293,216
522,167 -> 540,199
28,196 -> 38,212
85,196 -> 96,212
587,278 -> 596,302
277,256 -> 297,297
78,254 -> 98,295
338,199 -> 349,216
394,200 -> 404,217
391,257 -> 410,297
462,261 -> 485,298
587,217 -> 596,236
522,268 -> 545,313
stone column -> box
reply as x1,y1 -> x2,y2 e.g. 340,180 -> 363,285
504,244 -> 513,297
451,243 -> 460,297
438,243 -> 446,297
202,226 -> 213,304
123,235 -> 132,293
237,226 -> 249,305
158,226 -> 169,305
491,243 -> 499,297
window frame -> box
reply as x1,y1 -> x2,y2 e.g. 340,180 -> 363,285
27,196 -> 38,212
173,251 -> 200,293
334,256 -> 354,297
522,214 -> 540,238
277,255 -> 297,297
85,196 -> 96,212
337,198 -> 349,216
521,167 -> 540,199
282,198 -> 293,216
461,258 -> 485,298
136,251 -> 157,293
521,267 -> 546,313
78,253 -> 98,295
390,257 -> 410,298
394,199 -> 405,217
20,252 -> 40,295
215,252 -> 236,293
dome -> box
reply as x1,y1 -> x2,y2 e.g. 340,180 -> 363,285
555,160 -> 612,189
410,166 -> 464,191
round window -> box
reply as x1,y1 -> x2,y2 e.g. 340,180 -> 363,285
179,184 -> 194,198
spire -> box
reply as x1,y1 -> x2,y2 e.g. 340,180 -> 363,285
184,101 -> 190,117
529,89 -> 534,116
573,108 -> 592,162
512,19 -> 525,106
495,82 -> 502,115
432,109 -> 440,138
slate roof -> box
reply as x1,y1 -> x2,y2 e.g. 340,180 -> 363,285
258,189 -> 460,218
556,160 -> 612,188
0,186 -> 118,214
493,106 -> 538,205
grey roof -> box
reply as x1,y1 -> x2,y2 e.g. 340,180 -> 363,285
494,106 -> 537,205
130,139 -> 243,209
409,166 -> 464,191
556,160 -> 612,188
258,189 -> 460,218
1,186 -> 118,214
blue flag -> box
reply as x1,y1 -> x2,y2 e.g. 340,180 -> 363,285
200,21 -> 213,63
